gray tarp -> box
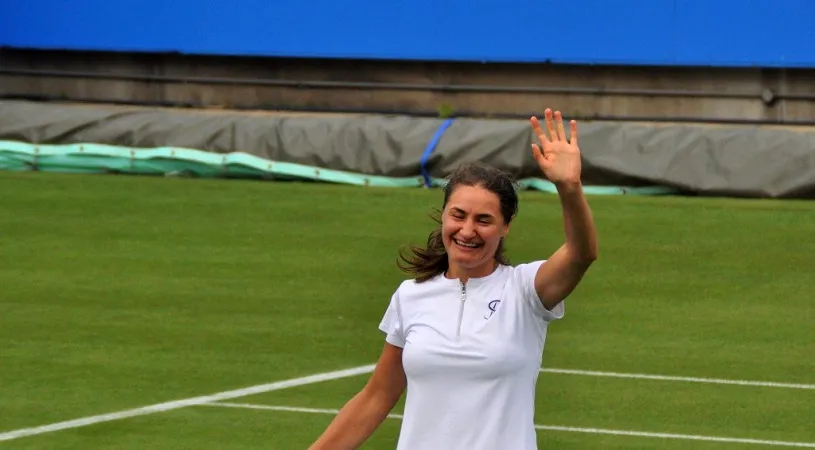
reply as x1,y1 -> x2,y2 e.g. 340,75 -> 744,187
1,100 -> 814,198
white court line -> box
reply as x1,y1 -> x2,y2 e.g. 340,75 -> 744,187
0,364 -> 375,442
540,368 -> 815,390
206,402 -> 815,448
2,363 -> 811,443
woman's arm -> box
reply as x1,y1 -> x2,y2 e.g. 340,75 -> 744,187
529,109 -> 599,310
308,343 -> 406,450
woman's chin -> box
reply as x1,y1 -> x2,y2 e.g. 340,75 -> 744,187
448,252 -> 491,270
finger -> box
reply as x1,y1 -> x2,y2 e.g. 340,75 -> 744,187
530,116 -> 548,144
569,120 -> 578,147
555,111 -> 567,141
531,143 -> 544,161
544,109 -> 558,142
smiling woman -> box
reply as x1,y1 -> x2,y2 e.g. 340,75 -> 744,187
396,161 -> 519,283
308,109 -> 599,450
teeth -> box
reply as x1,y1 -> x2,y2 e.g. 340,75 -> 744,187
455,239 -> 479,248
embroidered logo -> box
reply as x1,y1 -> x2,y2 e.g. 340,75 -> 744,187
484,299 -> 501,319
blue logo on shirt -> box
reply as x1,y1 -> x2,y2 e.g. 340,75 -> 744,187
484,299 -> 501,319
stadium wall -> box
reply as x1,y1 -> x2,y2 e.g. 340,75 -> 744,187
1,0 -> 814,67
1,0 -> 813,123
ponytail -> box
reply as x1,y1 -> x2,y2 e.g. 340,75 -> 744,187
396,210 -> 449,283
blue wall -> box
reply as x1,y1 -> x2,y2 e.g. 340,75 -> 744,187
1,0 -> 813,68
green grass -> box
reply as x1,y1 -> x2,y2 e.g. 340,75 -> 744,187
0,171 -> 813,449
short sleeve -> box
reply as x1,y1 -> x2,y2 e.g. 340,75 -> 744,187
515,260 -> 565,322
378,290 -> 406,348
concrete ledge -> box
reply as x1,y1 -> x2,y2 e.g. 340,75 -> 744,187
1,49 -> 813,124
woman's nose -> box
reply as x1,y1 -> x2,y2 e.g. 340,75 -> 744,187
459,221 -> 476,238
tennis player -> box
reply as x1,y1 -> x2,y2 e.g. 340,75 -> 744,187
309,108 -> 598,450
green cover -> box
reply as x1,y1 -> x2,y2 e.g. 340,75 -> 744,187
5,100 -> 815,198
0,141 -> 677,195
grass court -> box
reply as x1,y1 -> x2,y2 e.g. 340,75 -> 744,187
1,171 -> 813,449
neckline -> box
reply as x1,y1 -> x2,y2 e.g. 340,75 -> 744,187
439,263 -> 506,286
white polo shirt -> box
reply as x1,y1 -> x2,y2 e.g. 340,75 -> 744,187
379,260 -> 564,450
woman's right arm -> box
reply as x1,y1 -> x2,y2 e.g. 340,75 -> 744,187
308,342 -> 406,450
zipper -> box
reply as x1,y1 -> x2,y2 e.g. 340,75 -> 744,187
456,281 -> 466,338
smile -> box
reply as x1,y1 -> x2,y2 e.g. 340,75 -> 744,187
453,238 -> 483,249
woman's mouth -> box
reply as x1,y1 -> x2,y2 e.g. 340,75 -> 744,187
453,238 -> 483,250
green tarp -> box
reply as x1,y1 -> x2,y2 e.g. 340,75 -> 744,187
1,100 -> 814,198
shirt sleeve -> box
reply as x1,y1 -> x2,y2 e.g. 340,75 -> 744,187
515,260 -> 565,322
378,289 -> 406,348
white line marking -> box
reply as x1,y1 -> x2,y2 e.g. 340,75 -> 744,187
3,362 -> 810,443
205,402 -> 815,448
541,368 -> 815,390
534,425 -> 815,448
0,364 -> 376,442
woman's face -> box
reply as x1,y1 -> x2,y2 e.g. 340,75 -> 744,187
441,184 -> 509,277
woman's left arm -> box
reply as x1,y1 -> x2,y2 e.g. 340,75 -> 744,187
529,109 -> 599,310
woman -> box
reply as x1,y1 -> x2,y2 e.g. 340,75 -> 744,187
309,109 -> 598,450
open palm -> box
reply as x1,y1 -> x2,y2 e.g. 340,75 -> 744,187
530,109 -> 582,186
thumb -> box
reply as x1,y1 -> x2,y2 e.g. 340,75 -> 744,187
531,143 -> 545,162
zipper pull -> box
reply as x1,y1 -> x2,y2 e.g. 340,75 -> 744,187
456,282 -> 467,338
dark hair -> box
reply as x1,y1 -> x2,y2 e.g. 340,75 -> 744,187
397,161 -> 519,282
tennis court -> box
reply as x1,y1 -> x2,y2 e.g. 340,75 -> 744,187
1,172 -> 813,449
